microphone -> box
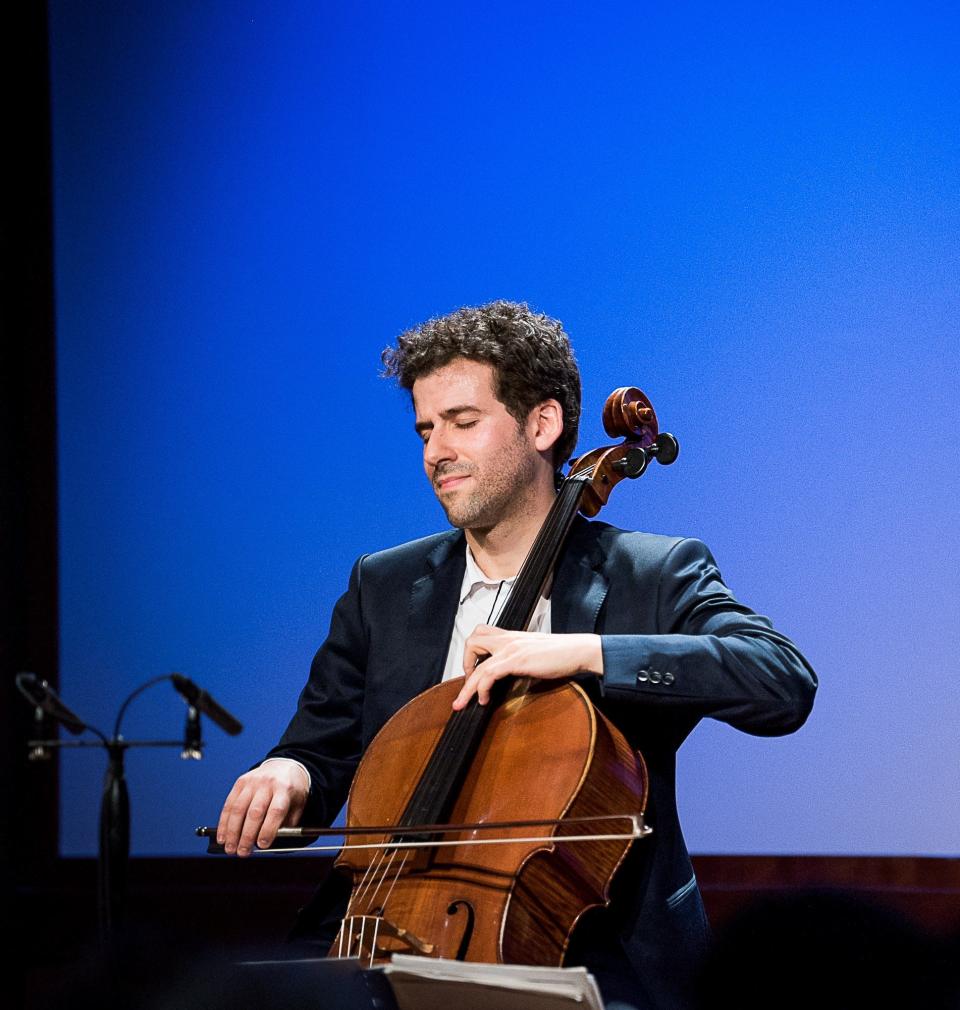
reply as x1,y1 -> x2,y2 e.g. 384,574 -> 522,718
15,672 -> 87,735
170,674 -> 243,736
28,705 -> 52,761
181,704 -> 203,760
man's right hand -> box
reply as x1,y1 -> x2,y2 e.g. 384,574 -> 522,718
216,758 -> 310,857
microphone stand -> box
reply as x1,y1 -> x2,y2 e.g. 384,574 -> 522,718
18,672 -> 240,948
28,735 -> 195,944
100,738 -> 130,942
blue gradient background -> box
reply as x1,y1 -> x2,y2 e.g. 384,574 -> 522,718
49,2 -> 959,856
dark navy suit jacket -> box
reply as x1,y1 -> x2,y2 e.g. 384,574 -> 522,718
268,517 -> 817,1009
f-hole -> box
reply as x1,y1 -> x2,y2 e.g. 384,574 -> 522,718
447,900 -> 475,961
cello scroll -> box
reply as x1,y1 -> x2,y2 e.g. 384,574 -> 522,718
570,386 -> 679,517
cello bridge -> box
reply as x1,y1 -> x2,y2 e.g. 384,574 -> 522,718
336,913 -> 436,966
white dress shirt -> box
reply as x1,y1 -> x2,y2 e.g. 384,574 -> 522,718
440,543 -> 552,682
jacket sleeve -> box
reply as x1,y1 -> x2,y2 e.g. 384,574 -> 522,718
599,537 -> 817,735
263,555 -> 369,825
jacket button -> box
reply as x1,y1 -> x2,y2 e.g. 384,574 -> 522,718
649,670 -> 662,684
637,669 -> 649,683
663,672 -> 675,685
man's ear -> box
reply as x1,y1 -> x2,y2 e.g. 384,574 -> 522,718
531,399 -> 564,455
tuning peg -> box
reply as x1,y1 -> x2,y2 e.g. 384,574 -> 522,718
611,447 -> 649,479
650,433 -> 679,466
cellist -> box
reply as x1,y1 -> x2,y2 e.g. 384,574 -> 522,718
216,299 -> 817,1010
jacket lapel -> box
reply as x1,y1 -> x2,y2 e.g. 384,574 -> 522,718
406,531 -> 466,693
551,518 -> 610,633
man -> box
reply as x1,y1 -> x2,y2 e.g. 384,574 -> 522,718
217,300 -> 817,1010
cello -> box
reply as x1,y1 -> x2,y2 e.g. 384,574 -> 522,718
325,385 -> 679,966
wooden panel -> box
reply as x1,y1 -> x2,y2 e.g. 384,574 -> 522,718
693,854 -> 960,935
16,855 -> 960,1008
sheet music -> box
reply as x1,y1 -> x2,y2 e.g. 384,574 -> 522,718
382,955 -> 605,1010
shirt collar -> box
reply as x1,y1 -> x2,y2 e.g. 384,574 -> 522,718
460,544 -> 516,605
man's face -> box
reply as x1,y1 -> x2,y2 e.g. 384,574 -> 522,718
412,359 -> 542,530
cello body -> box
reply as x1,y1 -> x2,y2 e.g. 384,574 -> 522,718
333,676 -> 648,964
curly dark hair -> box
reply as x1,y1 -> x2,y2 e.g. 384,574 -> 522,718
382,300 -> 581,467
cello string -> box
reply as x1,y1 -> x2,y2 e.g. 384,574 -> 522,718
504,478 -> 586,703
449,476 -> 578,728
355,843 -> 392,903
485,578 -> 508,627
376,849 -> 410,917
369,916 -> 380,967
359,845 -> 400,910
352,848 -> 411,961
351,848 -> 382,901
498,477 -> 584,632
497,477 -> 571,626
394,474 -> 589,837
339,842 -> 391,953
445,478 -> 572,729
341,916 -> 356,959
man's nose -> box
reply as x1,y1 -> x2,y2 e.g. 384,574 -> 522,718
424,428 -> 455,469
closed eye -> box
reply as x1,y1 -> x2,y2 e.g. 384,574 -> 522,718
414,407 -> 481,442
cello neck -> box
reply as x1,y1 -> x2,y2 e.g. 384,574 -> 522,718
492,473 -> 589,634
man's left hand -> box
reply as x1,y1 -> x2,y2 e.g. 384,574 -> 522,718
453,626 -> 603,709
